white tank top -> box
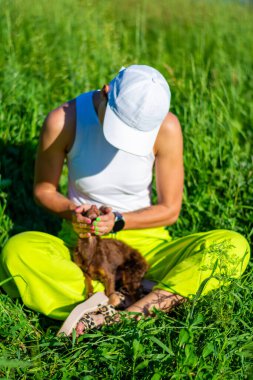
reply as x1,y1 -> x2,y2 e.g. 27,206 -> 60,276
67,91 -> 155,213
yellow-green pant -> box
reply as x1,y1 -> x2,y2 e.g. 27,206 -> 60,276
0,223 -> 250,320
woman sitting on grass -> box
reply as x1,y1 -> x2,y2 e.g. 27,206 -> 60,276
0,64 -> 250,336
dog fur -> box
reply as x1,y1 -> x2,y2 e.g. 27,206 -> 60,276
73,205 -> 149,306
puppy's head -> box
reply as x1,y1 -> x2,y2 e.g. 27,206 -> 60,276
82,205 -> 101,221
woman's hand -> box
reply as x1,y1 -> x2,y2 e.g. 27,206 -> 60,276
90,206 -> 115,236
72,205 -> 115,237
72,204 -> 93,238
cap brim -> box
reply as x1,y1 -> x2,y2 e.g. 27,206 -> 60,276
103,104 -> 160,156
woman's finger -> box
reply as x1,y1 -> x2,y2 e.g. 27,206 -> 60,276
74,205 -> 93,224
79,232 -> 91,238
92,221 -> 114,235
76,214 -> 92,224
96,212 -> 115,224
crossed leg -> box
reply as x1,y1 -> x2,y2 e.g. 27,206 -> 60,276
75,289 -> 185,336
126,289 -> 185,316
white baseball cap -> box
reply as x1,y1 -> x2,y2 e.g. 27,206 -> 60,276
103,65 -> 171,156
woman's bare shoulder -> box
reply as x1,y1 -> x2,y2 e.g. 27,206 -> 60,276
162,112 -> 182,133
154,112 -> 183,156
41,99 -> 76,153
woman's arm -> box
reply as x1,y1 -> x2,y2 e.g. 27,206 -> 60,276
34,101 -> 78,220
122,113 -> 184,229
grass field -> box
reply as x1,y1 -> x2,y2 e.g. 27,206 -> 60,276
0,0 -> 253,378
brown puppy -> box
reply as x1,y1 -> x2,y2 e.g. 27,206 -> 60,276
73,205 -> 149,306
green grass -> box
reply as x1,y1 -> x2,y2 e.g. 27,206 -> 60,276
0,0 -> 252,378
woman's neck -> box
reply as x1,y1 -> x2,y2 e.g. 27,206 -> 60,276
93,90 -> 107,125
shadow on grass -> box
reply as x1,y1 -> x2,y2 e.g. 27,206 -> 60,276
0,138 -> 61,237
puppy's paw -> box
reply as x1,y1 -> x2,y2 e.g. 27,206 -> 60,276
108,291 -> 125,307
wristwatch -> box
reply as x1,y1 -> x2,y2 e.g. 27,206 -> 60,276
112,212 -> 125,233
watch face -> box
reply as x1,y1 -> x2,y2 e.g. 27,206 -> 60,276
113,212 -> 125,232
114,218 -> 125,232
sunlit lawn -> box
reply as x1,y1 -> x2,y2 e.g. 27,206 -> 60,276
0,0 -> 252,378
